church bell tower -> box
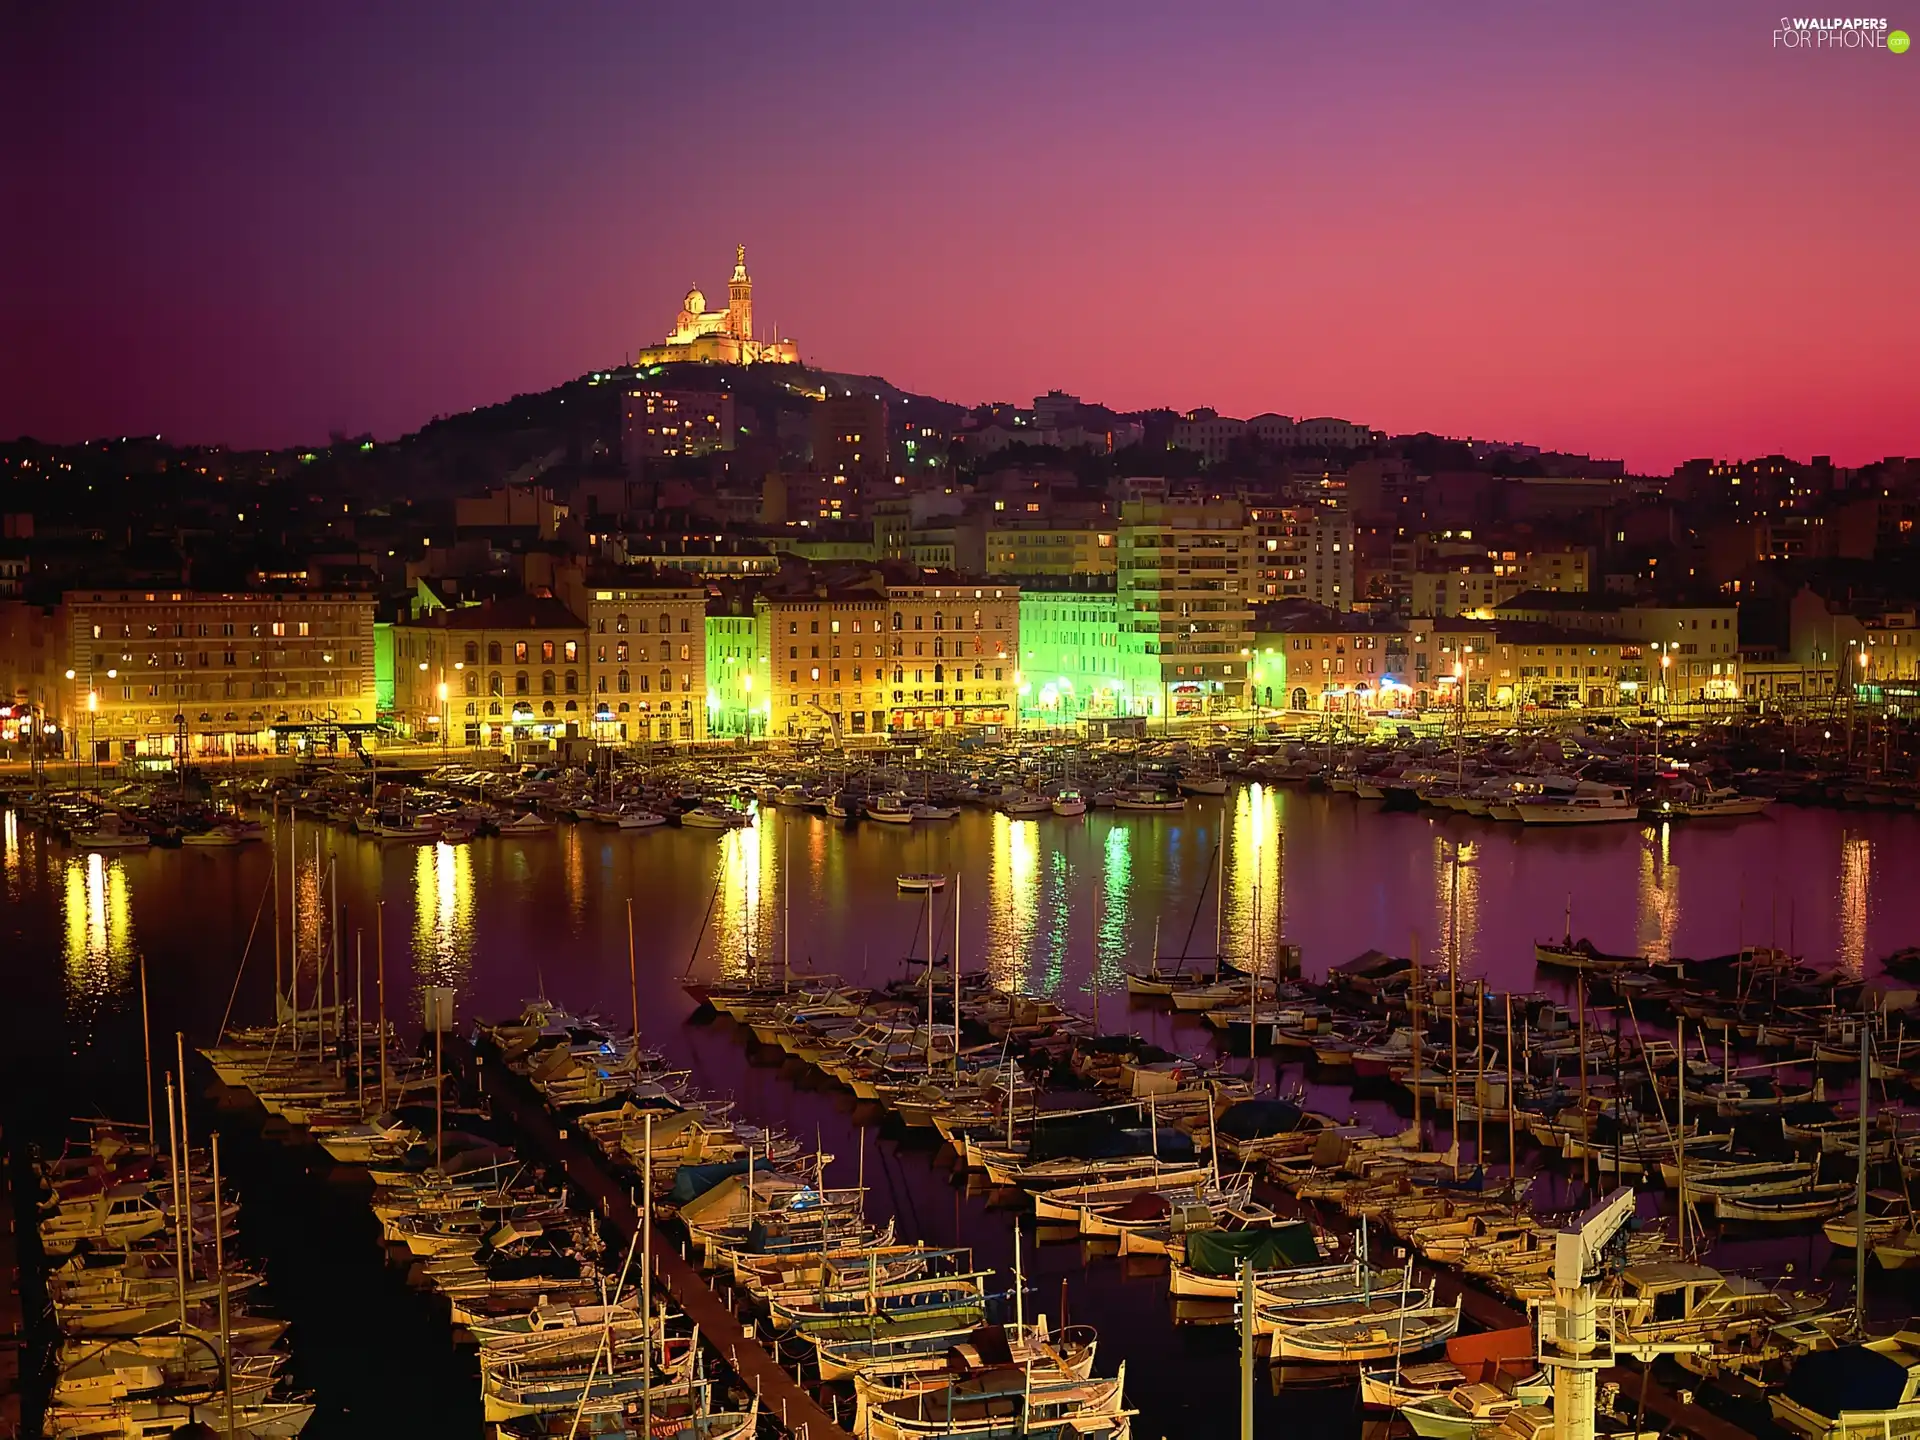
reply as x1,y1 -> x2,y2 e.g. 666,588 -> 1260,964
727,244 -> 753,342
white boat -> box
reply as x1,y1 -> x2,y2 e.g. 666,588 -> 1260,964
910,803 -> 960,821
615,809 -> 668,829
1772,1330 -> 1920,1439
897,873 -> 947,892
1050,791 -> 1088,817
1113,788 -> 1185,812
865,794 -> 916,824
495,811 -> 554,835
182,824 -> 247,847
1000,792 -> 1051,816
681,803 -> 750,829
1675,786 -> 1774,819
375,819 -> 439,841
74,820 -> 149,849
1514,786 -> 1640,825
1177,774 -> 1230,796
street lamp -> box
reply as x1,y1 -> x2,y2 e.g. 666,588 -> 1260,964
1660,650 -> 1672,712
437,681 -> 449,751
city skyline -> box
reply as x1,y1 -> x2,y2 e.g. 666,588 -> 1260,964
4,0 -> 1916,470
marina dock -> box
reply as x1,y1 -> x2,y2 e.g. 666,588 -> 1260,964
466,1037 -> 857,1440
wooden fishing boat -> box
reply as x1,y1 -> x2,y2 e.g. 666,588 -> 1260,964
1714,1184 -> 1853,1224
1271,1300 -> 1461,1363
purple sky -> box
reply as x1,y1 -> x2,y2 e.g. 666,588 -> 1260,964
3,1 -> 1916,470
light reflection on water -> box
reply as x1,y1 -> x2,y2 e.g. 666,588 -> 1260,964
1226,787 -> 1285,972
3,807 -> 19,893
1433,837 -> 1481,979
986,815 -> 1040,992
1636,822 -> 1681,963
1839,832 -> 1871,980
411,840 -> 475,991
62,852 -> 135,1035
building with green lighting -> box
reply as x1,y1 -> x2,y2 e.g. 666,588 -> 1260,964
1016,576 -> 1123,725
704,601 -> 764,737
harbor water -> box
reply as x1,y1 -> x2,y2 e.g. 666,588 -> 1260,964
5,789 -> 1919,1437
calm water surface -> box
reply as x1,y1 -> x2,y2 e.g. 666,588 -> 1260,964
5,792 -> 1918,1437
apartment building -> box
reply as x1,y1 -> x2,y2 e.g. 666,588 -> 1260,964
1116,499 -> 1253,717
581,582 -> 709,743
1016,577 -> 1121,724
392,596 -> 588,747
754,573 -> 1019,739
57,588 -> 376,759
1249,504 -> 1353,609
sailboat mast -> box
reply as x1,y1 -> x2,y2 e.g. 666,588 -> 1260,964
165,1074 -> 185,1325
952,874 -> 961,1074
271,801 -> 282,1024
176,1031 -> 193,1280
1475,983 -> 1486,1169
1091,878 -> 1100,1036
1449,850 -> 1460,1180
1249,874 -> 1260,1077
213,1131 -> 233,1440
1410,932 -> 1422,1142
1505,991 -> 1517,1181
1239,1260 -> 1254,1440
925,887 -> 936,1065
1856,1002 -> 1871,1334
139,952 -> 155,1142
289,820 -> 300,1057
355,931 -> 365,1110
627,897 -> 640,1045
1213,835 -> 1225,961
643,1112 -> 653,1439
377,898 -> 389,1111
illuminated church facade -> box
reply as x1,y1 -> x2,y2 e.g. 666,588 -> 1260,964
636,245 -> 802,367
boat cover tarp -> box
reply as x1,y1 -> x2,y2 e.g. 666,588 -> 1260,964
1215,1100 -> 1306,1141
1332,950 -> 1407,981
1781,1343 -> 1909,1420
677,1175 -> 745,1226
669,1160 -> 751,1206
1111,1192 -> 1170,1222
1027,1114 -> 1194,1163
1184,1222 -> 1320,1275
1445,1326 -> 1536,1382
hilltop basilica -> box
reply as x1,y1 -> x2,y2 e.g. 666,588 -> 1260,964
636,245 -> 801,367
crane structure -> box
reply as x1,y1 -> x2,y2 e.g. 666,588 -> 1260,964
806,698 -> 845,749
1545,1186 -> 1636,1440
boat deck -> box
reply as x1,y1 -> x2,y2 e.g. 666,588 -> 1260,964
464,1039 -> 856,1440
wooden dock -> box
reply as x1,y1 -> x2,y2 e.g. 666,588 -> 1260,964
466,1041 -> 856,1440
1,1123 -> 23,1439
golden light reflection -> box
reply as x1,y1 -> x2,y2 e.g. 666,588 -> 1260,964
62,853 -> 134,1032
3,807 -> 19,893
1838,832 -> 1870,981
1636,823 -> 1680,963
1432,837 -> 1480,977
711,822 -> 772,982
984,814 -> 1038,992
412,840 -> 475,989
561,822 -> 585,923
1226,785 -> 1285,975
293,844 -> 329,1009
